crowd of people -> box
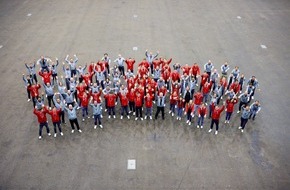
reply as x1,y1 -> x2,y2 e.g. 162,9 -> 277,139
23,50 -> 261,140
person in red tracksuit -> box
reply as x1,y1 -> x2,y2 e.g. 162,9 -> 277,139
171,70 -> 180,83
125,58 -> 135,73
184,100 -> 194,125
47,107 -> 63,137
88,62 -> 95,82
81,72 -> 93,87
134,92 -> 143,120
193,92 -> 203,115
225,97 -> 238,123
191,63 -> 200,80
182,64 -> 191,75
104,92 -> 117,118
208,102 -> 225,135
169,91 -> 178,116
39,69 -> 52,84
27,83 -> 41,108
227,79 -> 241,95
139,59 -> 150,70
128,88 -> 136,115
79,92 -> 90,121
197,103 -> 207,129
119,91 -> 130,119
199,72 -> 209,91
144,93 -> 153,120
162,67 -> 171,91
202,81 -> 212,104
33,105 -> 51,140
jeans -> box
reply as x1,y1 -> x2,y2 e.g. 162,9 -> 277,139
47,95 -> 54,108
249,110 -> 257,120
118,66 -> 125,76
170,104 -> 176,113
240,117 -> 248,129
94,114 -> 101,125
108,106 -> 115,116
210,119 -> 219,130
39,122 -> 50,136
203,93 -> 209,103
82,106 -> 88,118
225,112 -> 232,121
60,110 -> 65,123
194,104 -> 200,115
177,107 -> 183,118
187,112 -> 193,122
121,106 -> 129,116
129,101 -> 135,113
155,106 -> 165,120
145,107 -> 152,116
197,116 -> 205,126
238,102 -> 248,111
53,121 -> 62,133
135,106 -> 143,118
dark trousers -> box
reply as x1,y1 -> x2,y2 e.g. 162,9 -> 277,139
30,74 -> 38,84
225,112 -> 232,121
108,106 -> 115,116
150,64 -> 154,75
94,114 -> 101,125
60,110 -> 65,123
82,106 -> 88,117
52,73 -> 57,85
65,78 -> 70,90
69,118 -> 80,130
187,112 -> 193,122
240,117 -> 248,129
39,122 -> 50,136
238,102 -> 247,111
121,106 -> 129,116
206,72 -> 211,82
210,119 -> 219,130
129,101 -> 135,113
53,121 -> 62,133
71,69 -> 76,77
27,89 -> 31,99
155,106 -> 165,120
118,66 -> 125,76
135,106 -> 143,118
47,95 -> 55,108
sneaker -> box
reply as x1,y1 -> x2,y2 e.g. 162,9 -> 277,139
115,102 -> 118,105
82,118 -> 85,121
188,122 -> 191,125
238,126 -> 242,129
215,131 -> 218,135
27,99 -> 31,102
141,117 -> 143,121
60,132 -> 64,136
92,115 -> 94,118
186,120 -> 189,123
169,110 -> 172,114
252,96 -> 254,100
71,130 -> 74,133
133,112 -> 135,115
221,97 -> 223,100
105,109 -> 107,112
201,126 -> 203,129
237,111 -> 240,113
127,115 -> 130,119
145,116 -> 147,119
99,125 -> 103,129
197,125 -> 200,128
241,129 -> 244,133
205,103 -> 208,106
108,115 -> 111,119
77,106 -> 80,110
94,125 -> 97,129
172,113 -> 174,116
54,133 -> 57,138
150,116 -> 152,120
129,111 -> 132,114
39,136 -> 42,140
224,120 -> 227,123
153,101 -> 156,104
88,116 -> 90,119
48,133 -> 51,136
196,84 -> 199,87
227,120 -> 230,123
135,117 -> 138,120
101,115 -> 103,118
78,129 -> 82,133
176,117 -> 179,120
120,115 -> 123,120
113,115 -> 116,119
208,129 -> 212,133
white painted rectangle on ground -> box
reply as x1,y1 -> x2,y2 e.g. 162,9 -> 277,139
260,44 -> 267,49
133,47 -> 138,51
27,13 -> 32,17
237,16 -> 242,19
133,14 -> 138,18
127,159 -> 136,170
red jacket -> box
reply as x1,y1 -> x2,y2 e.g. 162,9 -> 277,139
152,59 -> 161,69
177,99 -> 184,108
172,84 -> 181,95
191,65 -> 200,76
81,73 -> 93,86
76,84 -> 87,94
200,73 -> 209,86
135,95 -> 143,107
88,63 -> 95,75
80,93 -> 90,107
202,81 -> 212,94
39,71 -> 52,84
185,103 -> 194,113
198,106 -> 207,116
33,108 -> 48,123
170,94 -> 179,104
171,71 -> 180,82
91,91 -> 102,103
125,59 -> 135,71
226,99 -> 238,113
145,95 -> 153,108
230,82 -> 240,94
139,60 -> 150,69
211,105 -> 225,120
47,108 -> 61,122
162,69 -> 171,81
119,93 -> 129,106
161,58 -> 172,67
28,84 -> 41,98
182,66 -> 191,75
194,92 -> 203,105
104,94 -> 117,107
128,89 -> 135,102
97,61 -> 106,71
138,67 -> 148,78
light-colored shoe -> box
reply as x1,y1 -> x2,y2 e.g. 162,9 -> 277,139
88,116 -> 90,119
172,113 -> 174,116
141,118 -> 143,121
82,118 -> 85,121
48,133 -> 51,136
186,120 -> 189,123
94,125 -> 97,129
201,126 -> 203,129
215,131 -> 218,135
113,115 -> 116,119
227,120 -> 230,123
54,133 -> 57,138
169,111 -> 172,114
150,116 -> 152,120
101,115 -> 103,118
225,120 -> 227,123
92,115 -> 94,118
133,112 -> 135,115
71,130 -> 74,133
241,129 -> 244,133
39,136 -> 42,140
208,129 -> 212,133
188,122 -> 191,125
135,117 -> 138,120
197,125 -> 200,128
120,115 -> 123,120
108,115 -> 111,119
104,109 -> 107,112
145,116 -> 147,119
99,125 -> 103,129
237,111 -> 240,113
27,99 -> 31,102
238,126 -> 242,129
60,132 -> 64,136
78,129 -> 82,133
127,115 -> 130,119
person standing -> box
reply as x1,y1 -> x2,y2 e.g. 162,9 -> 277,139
125,58 -> 135,73
237,91 -> 250,113
247,76 -> 260,100
119,90 -> 130,119
50,58 -> 59,85
43,82 -> 55,109
23,74 -> 32,102
64,103 -> 82,133
65,54 -> 78,77
184,100 -> 194,125
144,93 -> 154,120
249,100 -> 261,120
155,92 -> 166,120
238,105 -> 251,133
169,91 -> 178,116
104,92 -> 117,119
225,97 -> 238,123
27,83 -> 41,108
134,92 -> 144,120
145,49 -> 159,75
197,103 -> 207,129
25,62 -> 38,83
47,106 -> 63,138
79,92 -> 90,121
204,60 -> 214,82
176,97 -> 184,120
101,53 -> 111,76
37,56 -> 50,72
33,105 -> 51,140
90,100 -> 103,129
193,91 -> 203,115
208,102 -> 225,135
114,54 -> 126,76
220,61 -> 230,78
53,93 -> 66,124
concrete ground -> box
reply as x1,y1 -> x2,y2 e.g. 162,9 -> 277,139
0,0 -> 290,189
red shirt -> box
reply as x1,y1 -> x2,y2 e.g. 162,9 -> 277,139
135,95 -> 143,107
171,71 -> 180,82
119,93 -> 129,106
202,81 -> 212,94
182,66 -> 191,75
28,84 -> 41,97
33,108 -> 48,123
191,65 -> 200,76
194,92 -> 203,105
47,108 -> 61,122
211,105 -> 225,120
91,91 -> 102,103
104,94 -> 117,107
185,103 -> 194,113
80,93 -> 90,107
125,59 -> 135,71
198,106 -> 207,116
200,73 -> 209,86
230,82 -> 240,94
162,69 -> 171,81
76,84 -> 87,94
226,99 -> 238,113
177,99 -> 184,108
170,94 -> 179,104
97,61 -> 106,71
139,60 -> 150,69
82,73 -> 93,85
88,63 -> 95,75
128,89 -> 135,102
152,59 -> 162,69
39,71 -> 52,84
145,95 -> 153,108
